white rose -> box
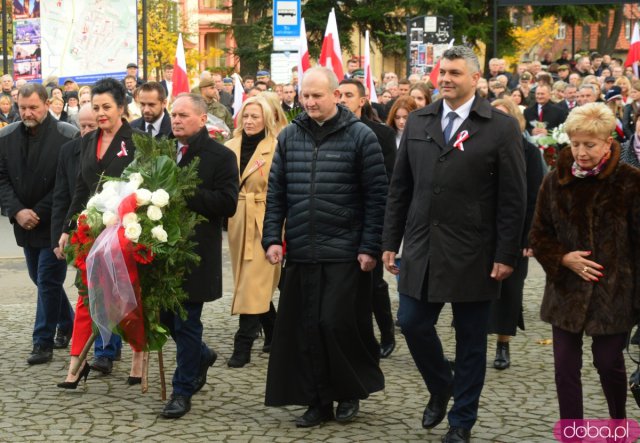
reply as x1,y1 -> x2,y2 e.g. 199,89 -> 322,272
151,189 -> 170,208
102,211 -> 118,227
151,225 -> 168,243
147,205 -> 163,221
122,212 -> 139,228
86,196 -> 98,209
103,196 -> 121,213
128,173 -> 144,190
102,180 -> 119,193
135,188 -> 152,206
124,223 -> 142,242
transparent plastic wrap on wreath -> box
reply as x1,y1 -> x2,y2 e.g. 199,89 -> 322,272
206,114 -> 230,142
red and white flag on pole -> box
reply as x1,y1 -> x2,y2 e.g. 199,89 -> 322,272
319,8 -> 344,79
429,39 -> 455,91
625,22 -> 640,77
364,30 -> 377,103
172,33 -> 190,98
232,73 -> 245,119
297,18 -> 311,93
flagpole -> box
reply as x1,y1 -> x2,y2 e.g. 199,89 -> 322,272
142,0 -> 148,81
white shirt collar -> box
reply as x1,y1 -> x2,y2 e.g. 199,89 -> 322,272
146,112 -> 165,136
441,95 -> 475,124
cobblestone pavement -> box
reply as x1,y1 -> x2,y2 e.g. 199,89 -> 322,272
0,228 -> 638,442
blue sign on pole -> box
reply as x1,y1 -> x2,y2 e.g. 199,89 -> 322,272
273,0 -> 300,38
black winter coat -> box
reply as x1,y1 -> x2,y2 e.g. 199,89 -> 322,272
382,95 -> 526,302
0,115 -> 78,247
262,106 -> 388,262
51,137 -> 82,247
178,127 -> 239,303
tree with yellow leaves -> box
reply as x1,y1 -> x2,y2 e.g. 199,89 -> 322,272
137,0 -> 223,81
505,17 -> 559,68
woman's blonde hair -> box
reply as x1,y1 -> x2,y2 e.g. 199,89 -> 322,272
0,95 -> 12,105
491,97 -> 525,132
614,76 -> 631,94
78,85 -> 91,97
232,95 -> 277,140
260,91 -> 288,134
48,96 -> 64,106
564,102 -> 615,140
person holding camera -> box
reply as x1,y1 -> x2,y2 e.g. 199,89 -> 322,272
529,102 -> 640,420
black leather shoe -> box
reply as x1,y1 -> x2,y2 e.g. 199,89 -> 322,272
380,337 -> 396,359
53,329 -> 71,349
295,404 -> 334,428
442,427 -> 470,443
160,394 -> 191,419
422,385 -> 453,429
193,348 -> 217,393
27,344 -> 53,365
493,341 -> 510,370
335,399 -> 359,423
90,356 -> 113,375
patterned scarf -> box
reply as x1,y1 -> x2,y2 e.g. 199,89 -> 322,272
571,152 -> 610,178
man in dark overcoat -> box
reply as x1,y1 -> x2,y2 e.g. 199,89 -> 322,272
0,83 -> 78,365
262,67 -> 388,428
159,93 -> 239,418
382,46 -> 526,443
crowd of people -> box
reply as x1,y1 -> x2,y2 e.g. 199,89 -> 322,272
0,46 -> 639,443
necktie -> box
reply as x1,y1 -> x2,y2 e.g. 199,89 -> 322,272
177,144 -> 188,161
538,107 -> 543,121
443,111 -> 458,144
146,123 -> 154,135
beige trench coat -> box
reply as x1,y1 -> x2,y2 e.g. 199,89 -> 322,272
226,135 -> 281,314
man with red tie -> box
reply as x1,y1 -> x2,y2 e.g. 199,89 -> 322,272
160,93 -> 238,418
523,84 -> 568,135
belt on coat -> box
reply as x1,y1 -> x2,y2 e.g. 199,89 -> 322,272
238,191 -> 266,260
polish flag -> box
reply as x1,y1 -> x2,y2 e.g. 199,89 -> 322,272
232,73 -> 245,119
172,33 -> 190,98
319,9 -> 344,79
364,30 -> 377,103
625,22 -> 640,77
297,18 -> 311,94
429,39 -> 455,91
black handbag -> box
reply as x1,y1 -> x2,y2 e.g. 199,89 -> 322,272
629,326 -> 640,408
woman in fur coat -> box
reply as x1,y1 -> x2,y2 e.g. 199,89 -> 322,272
529,102 -> 640,420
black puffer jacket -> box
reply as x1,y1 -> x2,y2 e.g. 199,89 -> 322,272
262,105 -> 388,263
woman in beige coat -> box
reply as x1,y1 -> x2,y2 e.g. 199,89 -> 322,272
225,96 -> 281,367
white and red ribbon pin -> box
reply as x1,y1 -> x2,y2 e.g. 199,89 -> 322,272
453,130 -> 469,151
254,158 -> 266,176
117,141 -> 128,157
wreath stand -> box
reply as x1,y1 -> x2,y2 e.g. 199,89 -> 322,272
70,331 -> 167,401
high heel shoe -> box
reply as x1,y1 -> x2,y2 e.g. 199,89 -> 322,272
57,363 -> 90,389
126,376 -> 142,385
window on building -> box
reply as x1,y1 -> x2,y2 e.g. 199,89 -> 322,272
626,19 -> 632,41
205,32 -> 226,67
201,0 -> 225,9
581,25 -> 590,50
556,22 -> 566,40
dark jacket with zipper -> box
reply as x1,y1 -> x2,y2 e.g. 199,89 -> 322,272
0,114 -> 78,248
262,105 -> 388,263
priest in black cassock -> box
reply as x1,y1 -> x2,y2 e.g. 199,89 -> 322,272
261,67 -> 387,428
